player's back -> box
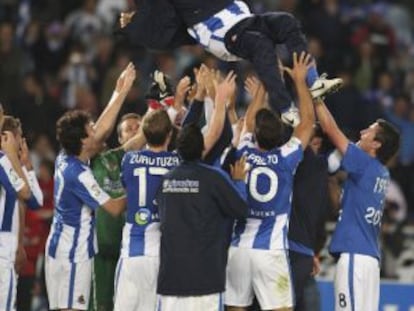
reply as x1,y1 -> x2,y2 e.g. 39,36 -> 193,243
120,149 -> 180,257
330,143 -> 389,260
232,134 -> 303,250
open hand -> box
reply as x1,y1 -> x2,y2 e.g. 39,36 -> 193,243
283,52 -> 313,83
230,155 -> 249,181
214,70 -> 237,107
115,62 -> 136,95
120,11 -> 135,28
175,76 -> 191,108
244,76 -> 260,98
19,138 -> 32,169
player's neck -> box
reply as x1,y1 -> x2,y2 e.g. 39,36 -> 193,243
77,152 -> 90,163
149,145 -> 167,153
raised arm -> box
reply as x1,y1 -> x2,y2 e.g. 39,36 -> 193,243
1,132 -> 31,200
122,110 -> 151,152
202,71 -> 236,157
242,76 -> 266,136
20,139 -> 43,209
181,65 -> 209,126
314,98 -> 349,154
94,63 -> 136,144
283,52 -> 315,148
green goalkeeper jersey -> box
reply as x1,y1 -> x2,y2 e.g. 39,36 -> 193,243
91,148 -> 125,258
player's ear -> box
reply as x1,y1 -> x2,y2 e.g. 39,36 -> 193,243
372,140 -> 382,150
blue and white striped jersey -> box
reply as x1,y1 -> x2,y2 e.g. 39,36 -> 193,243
188,0 -> 251,61
0,152 -> 26,263
46,152 -> 110,263
232,133 -> 303,250
120,150 -> 180,258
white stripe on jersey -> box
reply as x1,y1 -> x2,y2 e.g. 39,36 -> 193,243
78,171 -> 111,206
48,206 -> 96,262
237,133 -> 255,150
120,224 -> 131,258
269,214 -> 288,250
0,155 -> 25,193
0,188 -> 19,262
144,222 -> 160,256
189,1 -> 252,61
120,222 -> 161,258
237,219 -> 262,249
0,187 -> 4,229
280,137 -> 302,158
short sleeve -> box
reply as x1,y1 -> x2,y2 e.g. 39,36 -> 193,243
327,149 -> 343,174
0,155 -> 25,193
75,168 -> 110,210
237,132 -> 255,151
341,143 -> 372,177
279,136 -> 304,172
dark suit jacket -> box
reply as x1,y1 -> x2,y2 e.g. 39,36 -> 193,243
122,0 -> 234,51
122,0 -> 196,51
169,0 -> 233,26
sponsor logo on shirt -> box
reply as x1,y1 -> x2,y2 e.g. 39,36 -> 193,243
162,179 -> 199,193
135,208 -> 151,225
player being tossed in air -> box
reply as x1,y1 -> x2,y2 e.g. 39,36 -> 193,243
225,52 -> 315,311
120,0 -> 342,126
315,98 -> 400,310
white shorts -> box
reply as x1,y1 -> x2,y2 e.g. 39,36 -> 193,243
114,256 -> 159,311
0,261 -> 16,311
334,253 -> 380,311
225,247 -> 294,309
45,256 -> 92,310
157,293 -> 224,311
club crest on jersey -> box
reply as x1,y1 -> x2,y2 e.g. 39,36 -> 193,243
8,168 -> 19,184
135,208 -> 151,225
91,184 -> 102,198
77,295 -> 86,305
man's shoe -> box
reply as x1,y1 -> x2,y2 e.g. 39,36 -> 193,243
281,105 -> 300,128
310,74 -> 343,99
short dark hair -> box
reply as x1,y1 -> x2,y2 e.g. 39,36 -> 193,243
117,113 -> 141,139
142,110 -> 172,147
176,124 -> 204,161
375,119 -> 400,165
56,110 -> 92,156
2,116 -> 22,136
254,109 -> 284,151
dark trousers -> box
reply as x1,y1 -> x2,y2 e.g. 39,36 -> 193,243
16,276 -> 35,311
225,12 -> 308,114
289,250 -> 314,311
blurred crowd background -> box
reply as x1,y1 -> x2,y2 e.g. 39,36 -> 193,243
1,0 -> 414,310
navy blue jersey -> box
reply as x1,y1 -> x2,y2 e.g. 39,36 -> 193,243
156,161 -> 247,295
329,143 -> 389,260
120,150 -> 180,257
